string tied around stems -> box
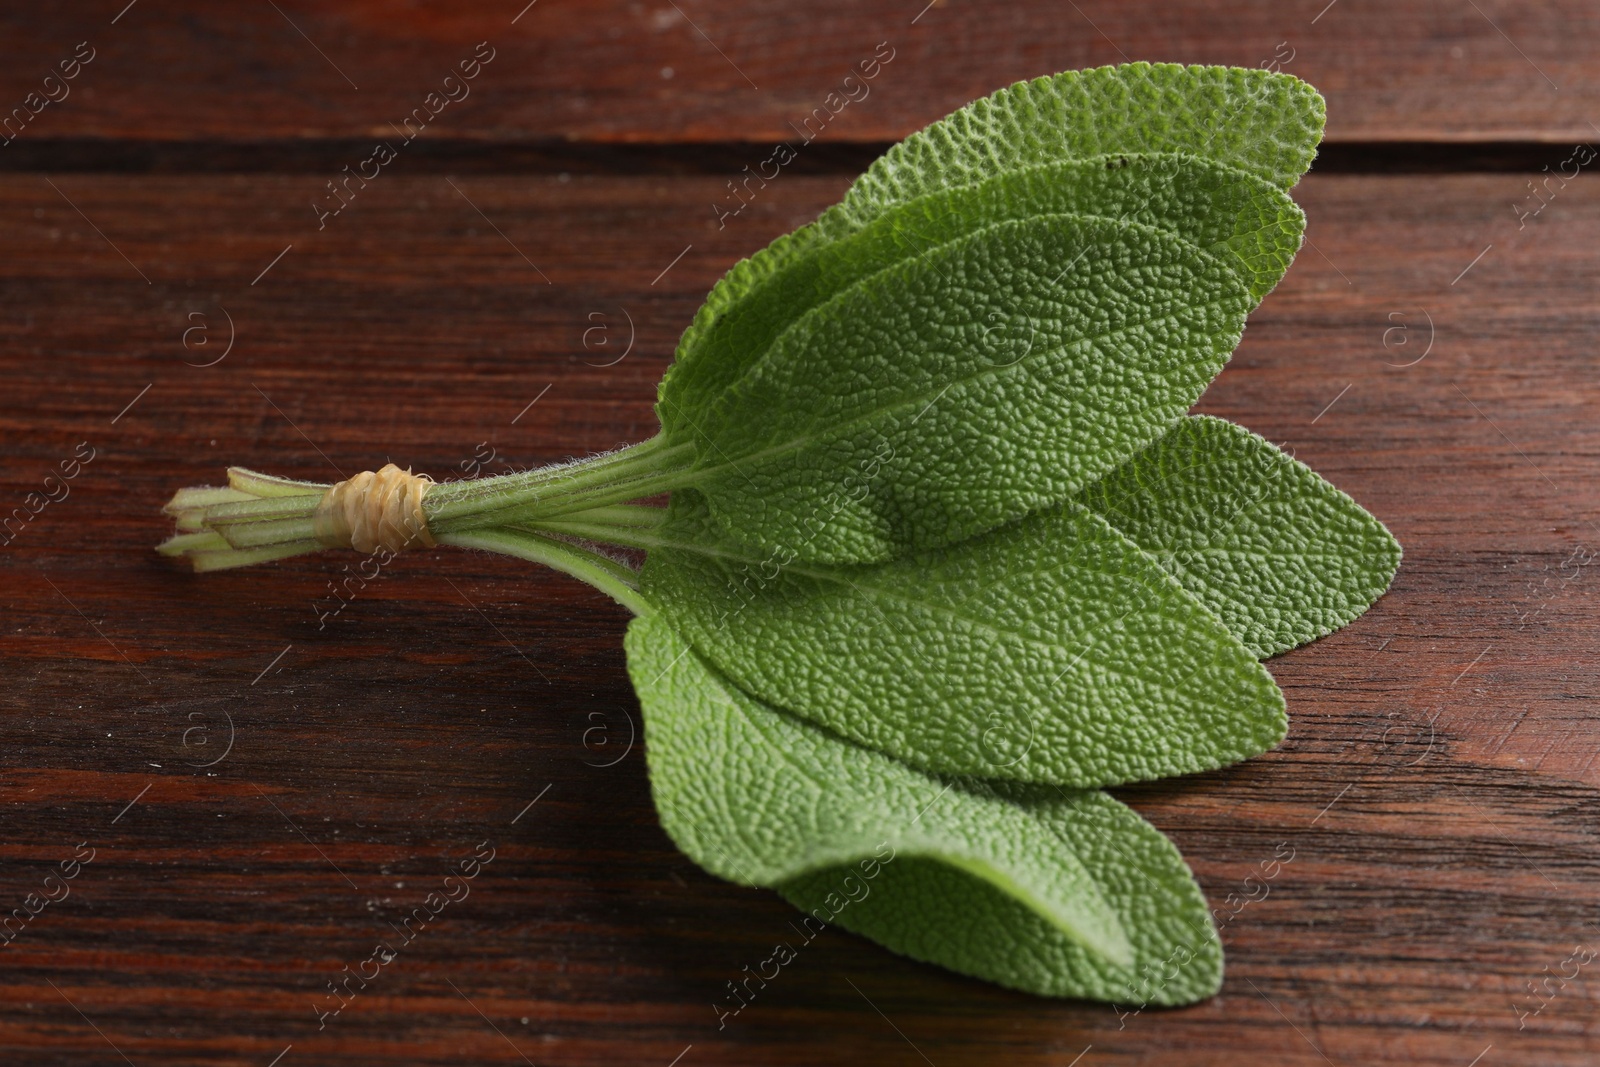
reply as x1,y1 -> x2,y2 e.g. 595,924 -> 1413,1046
312,463 -> 436,554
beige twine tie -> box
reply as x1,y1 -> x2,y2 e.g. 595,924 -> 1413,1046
312,463 -> 436,554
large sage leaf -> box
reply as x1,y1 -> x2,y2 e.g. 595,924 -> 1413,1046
627,614 -> 1227,1003
660,154 -> 1303,442
1079,415 -> 1403,658
824,62 -> 1324,242
628,614 -> 1165,981
685,212 -> 1256,563
639,490 -> 1284,787
673,62 -> 1322,382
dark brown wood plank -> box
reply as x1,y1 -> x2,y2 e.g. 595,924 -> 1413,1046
0,0 -> 1593,152
2,167 -> 1599,1066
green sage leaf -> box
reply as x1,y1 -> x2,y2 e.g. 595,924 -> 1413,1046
623,613 -> 1137,974
1079,415 -> 1403,658
825,62 -> 1324,241
639,490 -> 1285,787
673,61 -> 1322,382
660,154 -> 1304,443
684,212 -> 1256,563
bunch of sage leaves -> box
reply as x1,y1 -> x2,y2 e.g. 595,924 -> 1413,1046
161,63 -> 1399,1006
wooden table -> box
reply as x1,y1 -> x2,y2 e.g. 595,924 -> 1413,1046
3,2 -> 1597,1063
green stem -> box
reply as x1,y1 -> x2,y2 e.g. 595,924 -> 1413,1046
423,435 -> 693,524
166,440 -> 693,550
515,514 -> 671,552
228,468 -> 326,498
191,538 -> 326,573
438,528 -> 652,616
429,465 -> 687,535
425,438 -> 661,510
560,504 -> 669,528
159,443 -> 689,594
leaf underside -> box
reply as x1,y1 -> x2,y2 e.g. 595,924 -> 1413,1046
627,613 -> 1226,1002
641,490 -> 1285,787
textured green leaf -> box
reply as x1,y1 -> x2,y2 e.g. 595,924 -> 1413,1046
685,212 -> 1256,563
670,62 -> 1322,394
624,613 -> 1136,972
824,62 -> 1324,240
660,154 -> 1304,440
639,490 -> 1285,787
1078,415 -> 1403,658
781,784 -> 1222,1005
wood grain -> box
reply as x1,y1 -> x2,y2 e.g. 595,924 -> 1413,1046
1,165 -> 1598,1064
0,0 -> 1593,151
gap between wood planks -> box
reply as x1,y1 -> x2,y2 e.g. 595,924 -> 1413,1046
0,139 -> 1584,174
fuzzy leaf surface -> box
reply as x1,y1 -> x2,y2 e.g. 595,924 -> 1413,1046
1079,415 -> 1403,658
685,213 -> 1255,563
824,62 -> 1324,241
659,154 -> 1303,441
624,614 -> 1136,973
669,61 -> 1322,397
639,491 -> 1285,787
